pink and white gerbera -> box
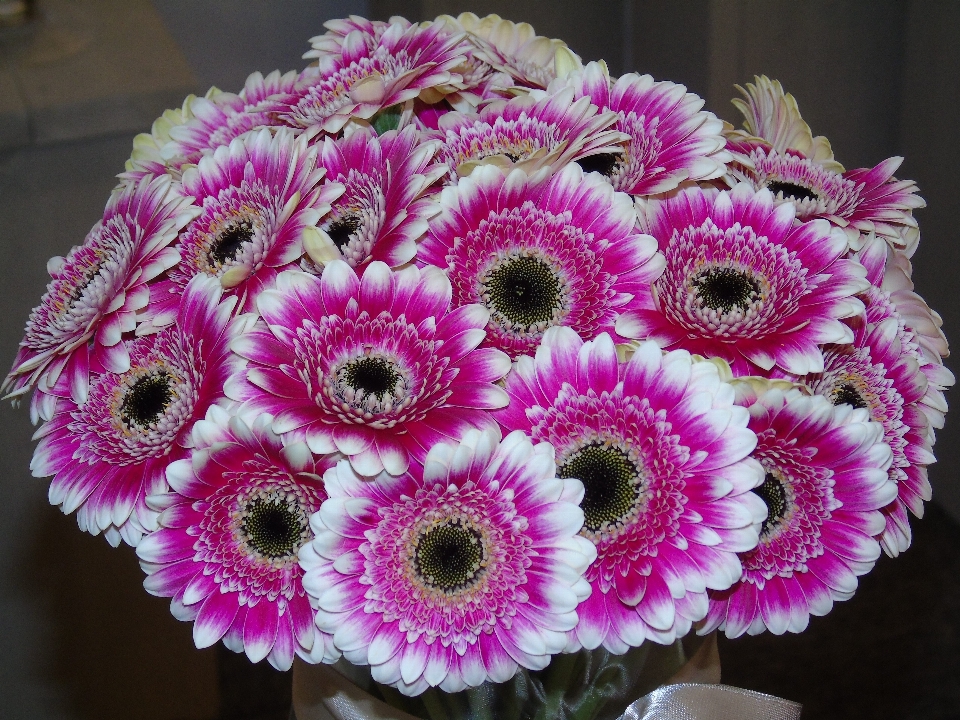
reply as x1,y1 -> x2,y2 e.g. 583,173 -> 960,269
419,164 -> 664,358
434,87 -> 627,181
137,407 -> 333,670
702,383 -> 896,637
303,126 -> 443,271
3,175 -> 197,410
142,128 -> 343,329
557,61 -> 729,194
617,184 -> 869,376
29,276 -> 253,546
226,261 -> 511,477
299,427 -> 596,694
270,20 -> 466,134
495,328 -> 765,652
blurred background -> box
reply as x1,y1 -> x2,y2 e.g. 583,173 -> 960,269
0,1 -> 958,718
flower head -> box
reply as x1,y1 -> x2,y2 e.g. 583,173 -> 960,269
142,128 -> 343,330
419,164 -> 664,358
303,126 -> 443,271
617,184 -> 869,376
227,262 -> 510,477
137,407 -> 332,670
702,383 -> 896,637
495,329 -> 765,652
29,276 -> 252,546
558,62 -> 729,194
299,427 -> 596,694
3,176 -> 197,409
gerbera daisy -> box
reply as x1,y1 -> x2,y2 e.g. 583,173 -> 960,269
702,383 -> 896,637
160,70 -> 299,172
141,128 -> 343,331
2,175 -> 197,409
270,19 -> 466,134
299,427 -> 596,694
29,276 -> 253,546
495,328 -> 765,652
725,77 -> 924,252
557,61 -> 729,194
226,261 -> 511,477
137,406 -> 332,670
120,94 -> 202,183
617,183 -> 869,376
434,87 -> 627,181
302,125 -> 443,271
419,164 -> 664,358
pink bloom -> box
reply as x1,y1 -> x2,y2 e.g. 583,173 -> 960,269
617,184 -> 869,376
702,384 -> 896,637
226,262 -> 511,477
29,276 -> 253,546
419,165 -> 664,358
303,126 -> 443,271
299,428 -> 596,694
270,20 -> 466,133
559,62 -> 729,194
137,407 -> 332,670
434,87 -> 627,182
496,328 -> 765,652
3,176 -> 197,411
142,128 -> 343,329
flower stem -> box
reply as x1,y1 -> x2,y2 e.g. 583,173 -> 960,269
533,652 -> 579,720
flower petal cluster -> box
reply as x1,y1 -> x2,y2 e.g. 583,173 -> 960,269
299,427 -> 596,694
303,126 -> 443,271
618,184 -> 869,376
138,407 -> 332,670
703,384 -> 896,637
558,62 -> 729,194
142,128 -> 342,328
496,328 -> 765,651
227,261 -> 511,476
420,164 -> 664,358
29,276 -> 252,546
3,176 -> 197,410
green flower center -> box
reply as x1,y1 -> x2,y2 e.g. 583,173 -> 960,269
766,181 -> 818,203
482,255 -> 564,328
242,498 -> 306,559
210,220 -> 254,265
753,472 -> 789,535
559,444 -> 643,532
693,267 -> 760,313
414,520 -> 485,590
120,372 -> 173,428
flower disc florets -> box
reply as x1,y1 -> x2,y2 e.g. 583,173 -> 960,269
299,428 -> 596,695
226,261 -> 510,476
419,164 -> 664,358
618,183 -> 869,376
137,407 -> 332,670
496,328 -> 766,651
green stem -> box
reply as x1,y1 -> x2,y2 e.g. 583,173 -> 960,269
534,652 -> 580,720
420,688 -> 449,720
466,687 -> 496,720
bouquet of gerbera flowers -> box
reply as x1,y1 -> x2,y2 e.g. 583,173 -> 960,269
5,11 -> 952,720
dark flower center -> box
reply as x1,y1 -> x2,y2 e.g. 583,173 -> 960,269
753,472 -> 789,535
210,220 -> 254,265
693,267 -> 760,313
327,215 -> 362,251
576,152 -> 621,178
415,519 -> 485,590
483,256 -> 563,328
120,372 -> 173,428
342,356 -> 400,399
766,181 -> 818,203
831,382 -> 868,410
68,261 -> 104,306
559,445 -> 642,532
242,498 -> 305,559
